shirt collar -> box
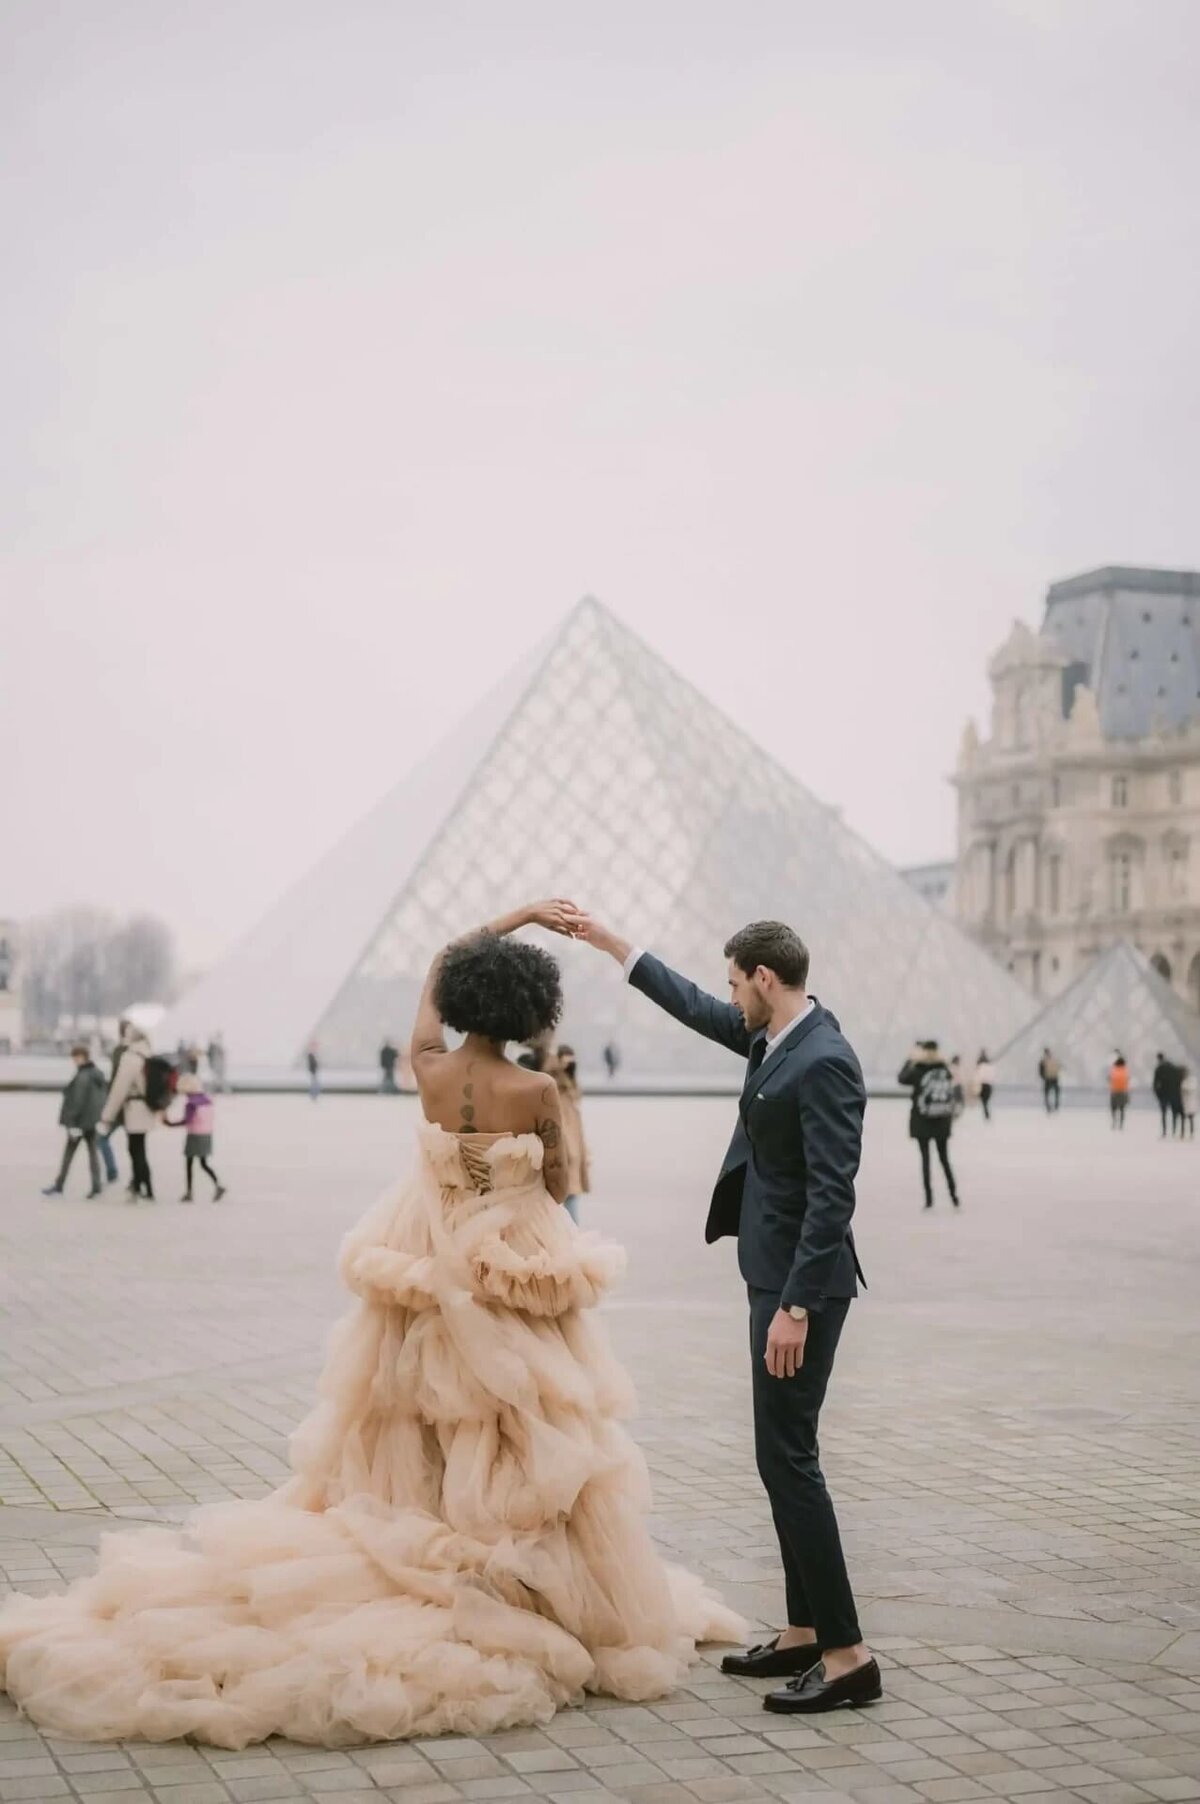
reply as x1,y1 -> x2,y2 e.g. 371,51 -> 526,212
764,997 -> 816,1059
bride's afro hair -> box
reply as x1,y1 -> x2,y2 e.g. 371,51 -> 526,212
435,932 -> 563,1045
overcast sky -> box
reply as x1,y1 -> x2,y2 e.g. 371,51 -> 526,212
3,0 -> 1199,970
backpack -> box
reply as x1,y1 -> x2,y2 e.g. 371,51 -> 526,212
916,1063 -> 956,1121
142,1054 -> 177,1114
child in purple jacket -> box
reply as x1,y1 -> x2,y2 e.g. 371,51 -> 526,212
165,1074 -> 226,1202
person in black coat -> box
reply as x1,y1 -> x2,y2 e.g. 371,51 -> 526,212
579,911 -> 879,1716
897,1041 -> 960,1210
1153,1053 -> 1184,1138
42,1046 -> 108,1198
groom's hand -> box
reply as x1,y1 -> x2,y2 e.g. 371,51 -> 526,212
577,917 -> 633,965
765,1308 -> 808,1378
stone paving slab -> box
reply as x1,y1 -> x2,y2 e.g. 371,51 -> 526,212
1,1092 -> 1199,1804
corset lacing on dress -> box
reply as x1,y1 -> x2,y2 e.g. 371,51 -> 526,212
455,1137 -> 495,1194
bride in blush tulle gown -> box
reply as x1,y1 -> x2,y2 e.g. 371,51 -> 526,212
0,901 -> 743,1749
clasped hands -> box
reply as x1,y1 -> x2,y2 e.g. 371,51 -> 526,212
524,899 -> 590,938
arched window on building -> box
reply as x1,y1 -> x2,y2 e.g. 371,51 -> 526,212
1112,774 -> 1129,808
1044,852 -> 1063,917
1109,850 -> 1134,914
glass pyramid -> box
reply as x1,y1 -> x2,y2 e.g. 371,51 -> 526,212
161,597 -> 1032,1079
995,940 -> 1200,1092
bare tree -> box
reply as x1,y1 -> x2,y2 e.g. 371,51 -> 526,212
20,909 -> 178,1036
106,915 -> 177,1011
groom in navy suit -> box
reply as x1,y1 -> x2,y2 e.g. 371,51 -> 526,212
580,915 -> 880,1714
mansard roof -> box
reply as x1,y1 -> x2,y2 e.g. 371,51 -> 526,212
1042,566 -> 1200,741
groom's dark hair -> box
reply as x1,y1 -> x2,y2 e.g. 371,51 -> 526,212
724,921 -> 809,988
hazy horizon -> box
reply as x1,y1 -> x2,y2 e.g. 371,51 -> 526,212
4,0 -> 1199,969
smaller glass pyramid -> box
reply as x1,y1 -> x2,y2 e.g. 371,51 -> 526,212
995,940 -> 1200,1091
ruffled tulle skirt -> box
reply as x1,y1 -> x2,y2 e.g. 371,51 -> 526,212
0,1127 -> 743,1747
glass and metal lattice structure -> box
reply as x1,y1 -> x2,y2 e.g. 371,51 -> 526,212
995,940 -> 1200,1092
160,598 -> 1032,1081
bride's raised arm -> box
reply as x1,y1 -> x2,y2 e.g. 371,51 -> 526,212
410,900 -> 584,1068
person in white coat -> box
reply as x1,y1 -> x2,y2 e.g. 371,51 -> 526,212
99,1026 -> 160,1202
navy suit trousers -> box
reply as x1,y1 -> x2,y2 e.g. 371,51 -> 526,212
749,1288 -> 862,1648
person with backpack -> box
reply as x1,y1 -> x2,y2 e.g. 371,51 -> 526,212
42,1045 -> 109,1199
99,1024 -> 173,1202
898,1040 -> 960,1210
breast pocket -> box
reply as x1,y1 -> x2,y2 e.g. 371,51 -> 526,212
747,1092 -> 804,1167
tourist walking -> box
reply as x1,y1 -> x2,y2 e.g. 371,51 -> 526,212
41,1046 -> 108,1199
553,1044 -> 590,1224
1152,1053 -> 1183,1137
1038,1048 -> 1061,1112
99,1024 -> 167,1202
602,1040 -> 620,1081
514,1037 -> 589,1221
1181,1067 -> 1197,1138
580,910 -> 880,1716
1109,1055 -> 1130,1129
0,899 -> 741,1747
897,1041 -> 960,1210
207,1034 -> 229,1094
379,1037 -> 400,1094
973,1050 -> 995,1120
96,1019 -> 131,1186
165,1075 -> 226,1201
306,1042 -> 320,1102
949,1054 -> 965,1117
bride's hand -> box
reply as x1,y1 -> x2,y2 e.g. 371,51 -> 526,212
526,899 -> 589,938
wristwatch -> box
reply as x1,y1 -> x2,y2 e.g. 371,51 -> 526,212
787,1306 -> 808,1322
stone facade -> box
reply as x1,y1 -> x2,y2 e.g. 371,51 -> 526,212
953,566 -> 1200,1011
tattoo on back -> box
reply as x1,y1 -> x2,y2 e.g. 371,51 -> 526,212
460,1075 -> 475,1130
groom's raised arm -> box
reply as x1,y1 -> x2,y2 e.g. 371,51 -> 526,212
582,920 -> 752,1058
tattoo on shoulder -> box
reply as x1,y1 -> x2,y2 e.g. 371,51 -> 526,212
460,1067 -> 476,1130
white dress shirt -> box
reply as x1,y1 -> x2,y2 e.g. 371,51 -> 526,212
762,999 -> 816,1058
622,949 -> 814,1057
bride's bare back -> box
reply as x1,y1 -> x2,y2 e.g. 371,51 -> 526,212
419,1045 -> 552,1139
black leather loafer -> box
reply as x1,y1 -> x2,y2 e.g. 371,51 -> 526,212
721,1637 -> 824,1679
763,1656 -> 883,1713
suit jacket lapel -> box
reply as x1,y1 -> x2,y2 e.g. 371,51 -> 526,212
740,1004 -> 824,1120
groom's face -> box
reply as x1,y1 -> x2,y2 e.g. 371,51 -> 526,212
728,960 -> 772,1031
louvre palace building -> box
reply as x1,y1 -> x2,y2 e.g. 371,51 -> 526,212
954,566 -> 1200,1013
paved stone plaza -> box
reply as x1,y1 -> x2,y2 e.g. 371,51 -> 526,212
1,1092 -> 1199,1804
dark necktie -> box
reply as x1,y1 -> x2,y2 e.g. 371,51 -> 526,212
746,1037 -> 767,1080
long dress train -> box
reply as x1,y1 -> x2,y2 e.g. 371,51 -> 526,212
0,1125 -> 743,1748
